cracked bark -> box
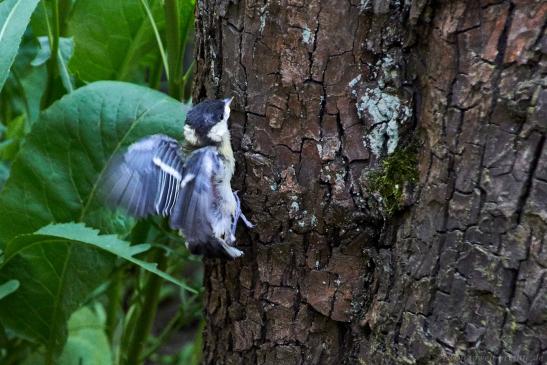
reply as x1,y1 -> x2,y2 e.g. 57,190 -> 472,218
193,0 -> 547,364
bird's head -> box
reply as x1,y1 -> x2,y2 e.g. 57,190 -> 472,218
183,97 -> 233,147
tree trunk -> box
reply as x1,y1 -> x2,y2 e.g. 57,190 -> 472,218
193,0 -> 546,364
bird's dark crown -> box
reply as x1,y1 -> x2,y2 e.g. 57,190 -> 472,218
184,98 -> 233,148
185,99 -> 226,136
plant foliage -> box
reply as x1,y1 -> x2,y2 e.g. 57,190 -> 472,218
0,0 -> 40,91
0,1 -> 200,364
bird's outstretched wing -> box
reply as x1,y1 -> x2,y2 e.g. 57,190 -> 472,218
100,134 -> 185,218
169,146 -> 243,259
101,138 -> 246,259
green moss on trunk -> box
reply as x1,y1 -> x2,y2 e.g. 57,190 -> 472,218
367,146 -> 418,216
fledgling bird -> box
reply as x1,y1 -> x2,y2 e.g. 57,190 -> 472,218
100,97 -> 253,259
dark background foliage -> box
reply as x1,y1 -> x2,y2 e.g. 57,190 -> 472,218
0,1 -> 202,364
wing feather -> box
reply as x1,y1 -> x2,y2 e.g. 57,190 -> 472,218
101,137 -> 244,259
100,134 -> 185,218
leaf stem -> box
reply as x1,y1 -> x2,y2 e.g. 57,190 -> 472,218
117,3 -> 153,81
105,270 -> 123,341
58,0 -> 71,35
139,0 -> 169,80
45,350 -> 54,365
142,305 -> 183,359
50,0 -> 60,58
164,0 -> 182,99
123,249 -> 166,365
41,0 -> 60,108
181,59 -> 195,100
149,59 -> 163,89
41,0 -> 54,49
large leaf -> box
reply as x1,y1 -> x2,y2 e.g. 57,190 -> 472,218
0,222 -> 195,356
0,232 -> 114,355
0,0 -> 40,92
68,0 -> 165,82
57,306 -> 112,365
20,306 -> 112,365
0,81 -> 187,245
36,223 -> 197,292
0,114 -> 25,160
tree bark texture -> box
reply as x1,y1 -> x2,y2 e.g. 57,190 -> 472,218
193,0 -> 546,364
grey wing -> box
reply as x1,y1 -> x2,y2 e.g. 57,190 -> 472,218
100,134 -> 185,218
169,147 -> 243,259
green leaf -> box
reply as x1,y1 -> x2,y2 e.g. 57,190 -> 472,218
36,223 -> 197,293
0,222 -> 196,356
15,59 -> 47,124
31,37 -> 74,68
20,305 -> 113,365
0,114 -> 26,160
0,233 -> 115,355
1,30 -> 47,125
68,0 -> 165,82
0,0 -> 41,92
0,279 -> 19,300
31,36 -> 74,92
57,306 -> 112,365
28,0 -> 50,37
0,81 -> 188,246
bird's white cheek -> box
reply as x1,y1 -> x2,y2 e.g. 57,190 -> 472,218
208,121 -> 229,142
224,105 -> 231,123
184,125 -> 199,145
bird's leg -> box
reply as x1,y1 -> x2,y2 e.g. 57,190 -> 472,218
232,191 -> 255,237
231,191 -> 241,236
240,212 -> 255,228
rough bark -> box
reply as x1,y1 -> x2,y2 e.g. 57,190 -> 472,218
193,0 -> 547,364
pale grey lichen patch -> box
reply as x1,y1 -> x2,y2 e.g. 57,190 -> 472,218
376,54 -> 399,86
348,74 -> 362,89
347,53 -> 410,156
302,27 -> 314,45
293,209 -> 319,231
359,0 -> 372,12
384,118 -> 400,153
367,119 -> 399,156
316,143 -> 323,157
209,46 -> 220,85
289,200 -> 300,216
335,170 -> 346,184
259,4 -> 268,33
377,54 -> 395,70
356,88 -> 411,156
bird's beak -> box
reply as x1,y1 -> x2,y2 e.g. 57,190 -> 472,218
224,96 -> 234,106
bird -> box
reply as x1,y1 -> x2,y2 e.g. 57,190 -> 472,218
99,97 -> 253,259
